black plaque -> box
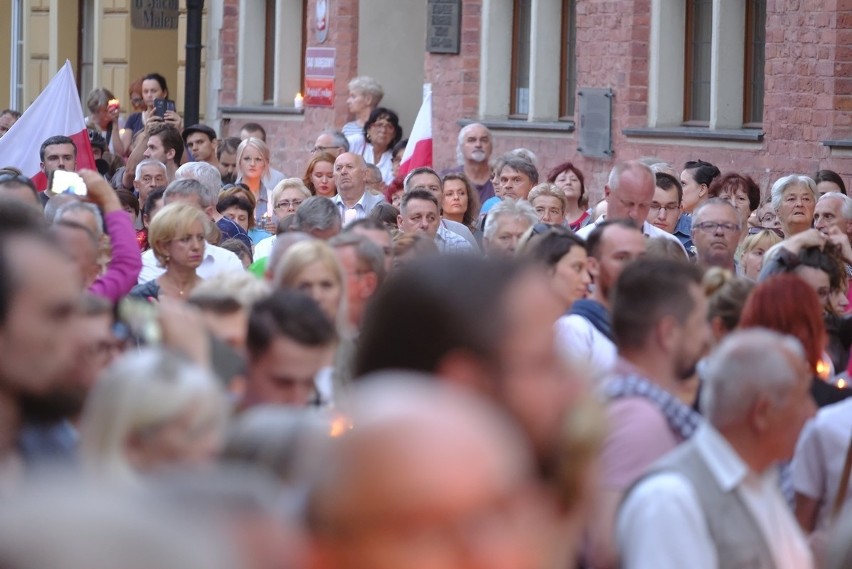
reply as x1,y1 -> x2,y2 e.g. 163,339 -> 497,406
131,0 -> 180,30
427,0 -> 461,54
577,88 -> 614,159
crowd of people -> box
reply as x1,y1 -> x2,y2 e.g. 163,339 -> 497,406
2,73 -> 852,569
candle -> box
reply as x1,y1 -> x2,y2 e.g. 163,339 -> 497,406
294,93 -> 304,110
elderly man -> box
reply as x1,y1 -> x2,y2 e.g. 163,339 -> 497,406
772,174 -> 818,238
404,167 -> 479,251
443,122 -> 495,202
691,198 -> 741,272
482,198 -> 538,257
331,152 -> 385,223
311,130 -> 349,158
306,376 -> 548,569
578,161 -> 686,254
618,329 -> 815,569
814,191 -> 852,240
132,159 -> 168,207
586,259 -> 710,568
397,190 -> 472,254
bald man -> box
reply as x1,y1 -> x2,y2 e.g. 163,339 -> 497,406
305,377 -> 549,569
331,152 -> 385,224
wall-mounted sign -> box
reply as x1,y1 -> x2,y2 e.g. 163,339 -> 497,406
130,0 -> 179,30
427,0 -> 460,54
305,47 -> 336,108
316,0 -> 330,44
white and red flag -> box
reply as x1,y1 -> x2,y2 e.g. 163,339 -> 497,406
398,84 -> 433,178
0,60 -> 96,191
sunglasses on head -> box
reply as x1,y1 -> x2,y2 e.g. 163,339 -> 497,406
747,226 -> 785,239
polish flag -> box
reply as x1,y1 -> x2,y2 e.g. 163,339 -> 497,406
0,60 -> 96,191
398,85 -> 433,178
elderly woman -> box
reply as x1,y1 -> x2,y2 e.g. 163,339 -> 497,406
342,76 -> 384,155
362,107 -> 402,185
130,203 -> 210,300
772,174 -> 818,237
303,151 -> 337,198
547,162 -> 589,229
235,137 -> 273,225
529,183 -> 569,226
270,178 -> 312,224
79,348 -> 228,483
441,173 -> 481,234
708,172 -> 761,241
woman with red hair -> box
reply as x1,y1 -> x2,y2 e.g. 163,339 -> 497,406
739,274 -> 849,407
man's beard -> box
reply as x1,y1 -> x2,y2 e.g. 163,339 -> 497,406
221,172 -> 237,185
18,386 -> 88,424
468,150 -> 487,163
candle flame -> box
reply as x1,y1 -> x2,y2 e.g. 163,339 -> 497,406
329,413 -> 352,438
817,358 -> 831,381
838,378 -> 848,389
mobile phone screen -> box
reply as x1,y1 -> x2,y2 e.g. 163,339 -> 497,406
153,98 -> 166,118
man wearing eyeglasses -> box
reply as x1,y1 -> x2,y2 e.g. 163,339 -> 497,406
310,130 -> 349,158
691,199 -> 741,272
648,172 -> 694,256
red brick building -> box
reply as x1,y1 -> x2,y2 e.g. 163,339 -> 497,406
211,0 -> 852,202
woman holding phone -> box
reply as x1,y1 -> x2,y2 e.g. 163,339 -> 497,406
121,73 -> 181,149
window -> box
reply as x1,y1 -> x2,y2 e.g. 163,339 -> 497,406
238,0 -> 305,107
744,0 -> 766,126
480,0 -> 576,123
510,0 -> 531,117
647,0 -> 766,131
684,0 -> 712,124
263,0 -> 276,103
560,0 -> 577,118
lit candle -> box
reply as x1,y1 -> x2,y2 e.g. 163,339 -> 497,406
294,92 -> 304,110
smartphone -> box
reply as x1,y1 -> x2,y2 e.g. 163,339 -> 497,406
49,170 -> 87,197
153,98 -> 176,119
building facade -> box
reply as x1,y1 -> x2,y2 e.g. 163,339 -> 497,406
3,0 -> 851,200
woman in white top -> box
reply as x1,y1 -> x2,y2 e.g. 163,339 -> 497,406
362,107 -> 402,185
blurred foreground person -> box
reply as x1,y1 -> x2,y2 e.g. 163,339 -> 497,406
305,376 -> 551,569
0,482 -> 233,569
80,349 -> 228,483
618,329 -> 815,569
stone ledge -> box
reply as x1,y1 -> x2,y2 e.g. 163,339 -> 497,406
458,118 -> 575,134
220,105 -> 304,116
622,126 -> 764,142
822,140 -> 852,149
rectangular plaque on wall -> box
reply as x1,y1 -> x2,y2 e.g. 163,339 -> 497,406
577,88 -> 614,158
427,0 -> 461,54
131,0 -> 179,30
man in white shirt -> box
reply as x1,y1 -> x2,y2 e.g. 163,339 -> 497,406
331,152 -> 385,223
137,179 -> 244,283
617,328 -> 816,569
578,160 -> 686,255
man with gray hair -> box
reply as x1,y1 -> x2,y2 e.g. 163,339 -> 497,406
311,130 -> 349,158
483,198 -> 537,257
442,122 -> 495,202
617,328 -> 815,569
294,196 -> 342,240
691,198 -> 741,272
331,152 -> 385,223
404,166 -> 479,251
174,162 -> 250,249
330,232 -> 385,331
133,159 -> 168,208
578,160 -> 686,255
137,178 -> 244,283
814,190 -> 852,241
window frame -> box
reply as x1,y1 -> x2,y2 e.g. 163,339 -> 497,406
742,0 -> 766,128
559,0 -> 577,120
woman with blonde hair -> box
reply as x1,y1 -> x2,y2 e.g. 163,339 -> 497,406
738,227 -> 783,280
303,152 -> 337,198
273,240 -> 352,404
235,137 -> 273,226
130,203 -> 210,300
79,348 -> 228,483
270,178 -> 312,224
